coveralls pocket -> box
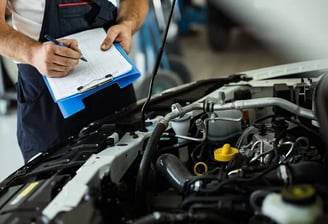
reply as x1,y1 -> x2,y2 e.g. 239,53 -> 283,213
57,0 -> 117,36
16,64 -> 50,162
16,64 -> 46,104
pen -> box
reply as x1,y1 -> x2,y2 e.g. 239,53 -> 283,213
44,34 -> 88,62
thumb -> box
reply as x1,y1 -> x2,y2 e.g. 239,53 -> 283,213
101,39 -> 114,51
101,29 -> 117,51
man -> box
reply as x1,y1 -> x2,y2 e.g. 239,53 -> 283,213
0,0 -> 148,162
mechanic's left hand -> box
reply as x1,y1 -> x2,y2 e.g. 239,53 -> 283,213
100,22 -> 134,54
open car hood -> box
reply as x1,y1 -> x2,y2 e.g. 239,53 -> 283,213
1,60 -> 328,224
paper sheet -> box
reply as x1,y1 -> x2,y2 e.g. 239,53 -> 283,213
45,28 -> 133,100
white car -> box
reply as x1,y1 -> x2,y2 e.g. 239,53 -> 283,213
0,59 -> 328,224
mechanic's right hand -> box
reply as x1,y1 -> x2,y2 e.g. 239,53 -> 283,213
32,39 -> 82,78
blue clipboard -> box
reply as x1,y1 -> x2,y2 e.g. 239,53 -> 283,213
43,43 -> 141,118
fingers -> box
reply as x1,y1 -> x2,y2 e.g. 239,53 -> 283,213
35,42 -> 81,77
60,39 -> 80,52
117,39 -> 132,54
54,39 -> 82,59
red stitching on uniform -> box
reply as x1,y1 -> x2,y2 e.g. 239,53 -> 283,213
58,2 -> 94,7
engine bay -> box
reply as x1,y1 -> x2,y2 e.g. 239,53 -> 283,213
1,61 -> 328,224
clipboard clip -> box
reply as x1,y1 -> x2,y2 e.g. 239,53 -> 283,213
77,74 -> 113,93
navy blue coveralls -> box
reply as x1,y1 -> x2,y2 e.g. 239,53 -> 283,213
16,0 -> 136,162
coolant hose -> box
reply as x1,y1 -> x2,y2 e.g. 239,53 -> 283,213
156,153 -> 194,193
135,122 -> 167,213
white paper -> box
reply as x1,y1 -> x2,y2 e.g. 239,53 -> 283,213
45,28 -> 132,100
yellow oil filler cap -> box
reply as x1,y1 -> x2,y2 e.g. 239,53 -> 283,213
214,144 -> 239,162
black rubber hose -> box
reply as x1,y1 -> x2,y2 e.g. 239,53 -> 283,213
156,153 -> 194,193
180,195 -> 248,210
135,123 -> 167,214
133,212 -> 187,224
315,73 -> 328,150
133,211 -> 231,224
266,161 -> 327,185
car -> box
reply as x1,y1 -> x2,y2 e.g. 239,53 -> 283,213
0,58 -> 328,223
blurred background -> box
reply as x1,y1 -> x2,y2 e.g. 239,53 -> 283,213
1,0 -> 323,181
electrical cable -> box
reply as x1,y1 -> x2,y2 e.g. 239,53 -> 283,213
140,0 -> 177,131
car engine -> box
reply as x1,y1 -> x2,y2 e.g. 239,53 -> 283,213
1,61 -> 328,224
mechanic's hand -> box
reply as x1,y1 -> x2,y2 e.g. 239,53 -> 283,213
32,39 -> 82,78
100,22 -> 134,54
